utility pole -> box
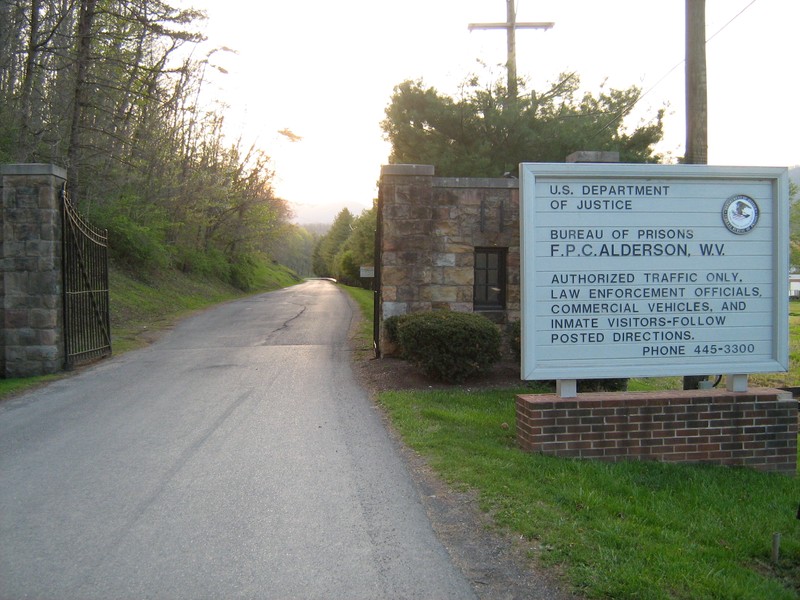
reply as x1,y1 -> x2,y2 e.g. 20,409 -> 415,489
468,0 -> 554,100
684,0 -> 708,391
685,0 -> 708,164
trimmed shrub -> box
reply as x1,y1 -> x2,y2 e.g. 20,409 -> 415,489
396,310 -> 501,383
384,313 -> 413,349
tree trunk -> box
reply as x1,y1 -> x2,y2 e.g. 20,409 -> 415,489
67,0 -> 98,197
17,0 -> 42,160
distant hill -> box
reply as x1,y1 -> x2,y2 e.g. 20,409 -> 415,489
289,200 -> 371,225
301,223 -> 331,236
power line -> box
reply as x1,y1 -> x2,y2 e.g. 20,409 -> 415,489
589,0 -> 758,143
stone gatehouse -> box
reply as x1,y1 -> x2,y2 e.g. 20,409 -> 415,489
376,164 -> 520,355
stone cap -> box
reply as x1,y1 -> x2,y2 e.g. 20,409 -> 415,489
381,164 -> 435,177
434,177 -> 518,189
1,163 -> 67,178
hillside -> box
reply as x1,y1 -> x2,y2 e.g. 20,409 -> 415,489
109,263 -> 301,353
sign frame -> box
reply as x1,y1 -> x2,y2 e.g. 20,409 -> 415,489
520,163 -> 790,381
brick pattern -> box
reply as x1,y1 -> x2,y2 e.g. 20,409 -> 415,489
516,389 -> 798,475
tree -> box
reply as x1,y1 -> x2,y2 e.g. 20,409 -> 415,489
0,0 -> 294,290
309,206 -> 377,286
333,204 -> 376,286
312,208 -> 354,278
381,73 -> 664,177
270,224 -> 316,277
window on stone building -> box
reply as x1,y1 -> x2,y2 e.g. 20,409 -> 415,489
473,248 -> 506,310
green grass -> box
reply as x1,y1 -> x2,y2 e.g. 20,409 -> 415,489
0,374 -> 62,398
338,284 -> 375,346
379,388 -> 800,599
341,291 -> 800,599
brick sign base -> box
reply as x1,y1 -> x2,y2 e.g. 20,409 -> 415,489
516,389 -> 797,475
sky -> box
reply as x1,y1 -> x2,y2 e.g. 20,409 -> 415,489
182,0 -> 799,223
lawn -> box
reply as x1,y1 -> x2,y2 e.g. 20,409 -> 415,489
379,387 -> 799,599
341,287 -> 800,599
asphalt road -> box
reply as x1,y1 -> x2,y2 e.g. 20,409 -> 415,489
0,280 -> 477,599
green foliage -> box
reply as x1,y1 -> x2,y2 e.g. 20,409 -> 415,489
0,0 -> 299,290
578,377 -> 628,393
334,249 -> 360,284
313,208 -> 354,278
333,204 -> 376,286
342,204 -> 377,261
90,209 -> 171,272
228,253 -> 261,292
786,301 -> 800,388
337,283 -> 375,347
384,313 -> 412,348
395,311 -> 502,383
381,74 -> 664,177
313,205 -> 376,287
0,375 -> 61,399
174,247 -> 231,280
270,224 -> 316,277
225,252 -> 301,293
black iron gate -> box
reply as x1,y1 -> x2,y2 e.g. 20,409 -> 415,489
61,186 -> 111,368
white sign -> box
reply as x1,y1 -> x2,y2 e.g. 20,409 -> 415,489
360,265 -> 375,278
520,164 -> 790,380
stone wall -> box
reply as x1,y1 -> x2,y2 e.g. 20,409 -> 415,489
516,389 -> 798,475
378,164 -> 519,354
1,164 -> 65,377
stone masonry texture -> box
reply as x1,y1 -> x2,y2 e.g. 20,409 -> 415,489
1,164 -> 65,377
378,165 -> 519,355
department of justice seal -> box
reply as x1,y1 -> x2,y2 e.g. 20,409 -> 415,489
722,194 -> 759,234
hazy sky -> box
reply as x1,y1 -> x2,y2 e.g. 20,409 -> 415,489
184,0 -> 798,221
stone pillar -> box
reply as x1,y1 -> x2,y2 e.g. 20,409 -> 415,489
1,164 -> 66,377
378,164 -> 436,316
378,165 -> 435,355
